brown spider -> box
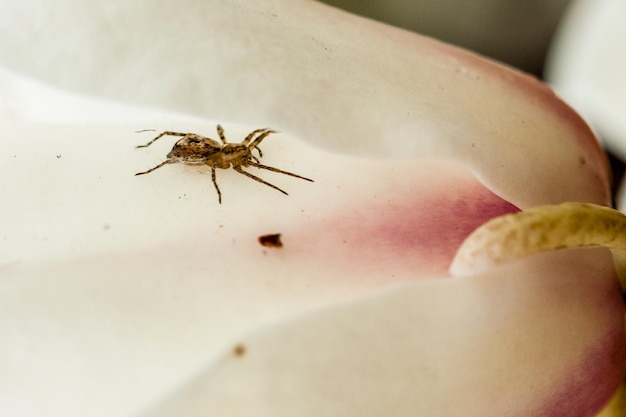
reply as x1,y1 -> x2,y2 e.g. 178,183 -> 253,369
135,124 -> 313,203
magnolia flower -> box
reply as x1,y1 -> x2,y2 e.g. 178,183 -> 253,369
0,1 -> 624,416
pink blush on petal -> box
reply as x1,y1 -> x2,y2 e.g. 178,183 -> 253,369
538,295 -> 626,417
293,163 -> 519,282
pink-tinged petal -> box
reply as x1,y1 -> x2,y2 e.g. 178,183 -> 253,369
292,160 -> 519,280
0,124 -> 515,285
0,0 -> 622,416
0,0 -> 610,207
0,124 -> 516,416
140,249 -> 625,417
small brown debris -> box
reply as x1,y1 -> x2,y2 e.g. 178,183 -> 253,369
56,154 -> 62,159
258,233 -> 283,248
233,344 -> 246,357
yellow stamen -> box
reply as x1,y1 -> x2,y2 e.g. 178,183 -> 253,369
450,202 -> 626,290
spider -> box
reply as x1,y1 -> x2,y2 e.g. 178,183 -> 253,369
135,124 -> 313,203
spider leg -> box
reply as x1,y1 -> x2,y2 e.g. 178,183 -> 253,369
242,128 -> 272,146
136,131 -> 188,149
248,161 -> 314,182
210,167 -> 222,204
233,166 -> 288,195
135,160 -> 173,176
244,128 -> 273,158
216,124 -> 227,145
247,130 -> 277,153
250,153 -> 263,164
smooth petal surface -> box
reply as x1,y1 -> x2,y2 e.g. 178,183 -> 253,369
142,249 -> 624,417
0,0 -> 610,208
0,122 -> 519,417
0,0 -> 622,416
